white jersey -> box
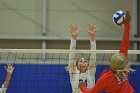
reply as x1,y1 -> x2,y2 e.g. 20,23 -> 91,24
68,38 -> 96,93
0,84 -> 7,93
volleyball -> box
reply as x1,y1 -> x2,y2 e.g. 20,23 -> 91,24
113,10 -> 126,26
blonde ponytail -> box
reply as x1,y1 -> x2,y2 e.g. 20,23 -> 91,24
109,53 -> 135,79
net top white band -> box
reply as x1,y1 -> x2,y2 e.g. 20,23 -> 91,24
0,49 -> 139,54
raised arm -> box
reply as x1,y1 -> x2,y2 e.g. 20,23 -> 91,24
119,11 -> 131,62
68,25 -> 79,73
88,24 -> 97,70
0,64 -> 14,93
4,64 -> 14,88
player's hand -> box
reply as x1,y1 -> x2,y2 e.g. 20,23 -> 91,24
5,64 -> 14,75
78,82 -> 86,88
123,11 -> 131,24
68,24 -> 79,40
88,24 -> 97,41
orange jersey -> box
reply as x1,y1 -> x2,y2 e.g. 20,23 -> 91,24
80,70 -> 134,93
80,22 -> 134,93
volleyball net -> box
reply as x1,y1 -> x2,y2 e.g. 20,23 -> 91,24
0,49 -> 139,93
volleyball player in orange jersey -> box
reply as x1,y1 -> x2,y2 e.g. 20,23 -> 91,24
79,11 -> 134,93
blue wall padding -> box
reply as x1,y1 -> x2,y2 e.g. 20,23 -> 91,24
0,64 -> 139,93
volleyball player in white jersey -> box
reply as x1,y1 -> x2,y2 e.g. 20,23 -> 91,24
0,64 -> 14,93
67,24 -> 97,93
